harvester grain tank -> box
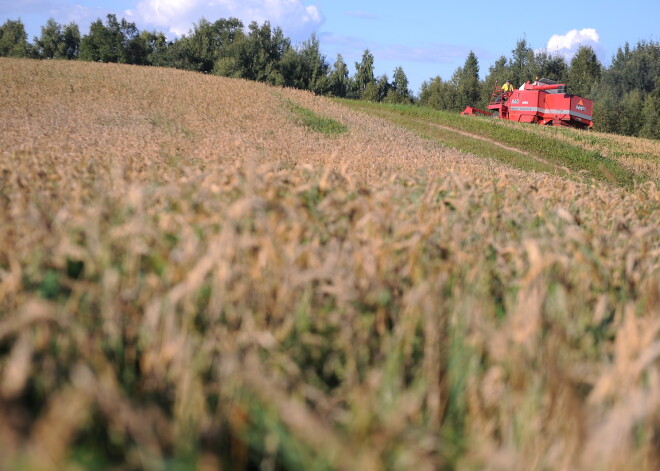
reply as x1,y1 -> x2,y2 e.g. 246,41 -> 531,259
462,78 -> 593,129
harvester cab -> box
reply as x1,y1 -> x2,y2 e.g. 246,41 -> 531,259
486,81 -> 514,118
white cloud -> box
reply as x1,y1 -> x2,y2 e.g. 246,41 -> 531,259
545,28 -> 600,59
129,0 -> 323,39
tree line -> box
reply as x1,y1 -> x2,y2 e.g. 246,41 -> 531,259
419,38 -> 659,139
1,15 -> 658,138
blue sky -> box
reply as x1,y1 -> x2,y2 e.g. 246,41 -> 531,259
2,0 -> 658,94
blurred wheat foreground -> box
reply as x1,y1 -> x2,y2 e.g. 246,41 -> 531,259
1,58 -> 659,470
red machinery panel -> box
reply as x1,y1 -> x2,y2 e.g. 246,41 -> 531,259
472,79 -> 594,129
507,89 -> 540,123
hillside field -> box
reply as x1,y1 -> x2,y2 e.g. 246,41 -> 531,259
0,58 -> 659,470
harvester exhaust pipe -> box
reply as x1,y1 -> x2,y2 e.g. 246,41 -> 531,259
526,83 -> 567,92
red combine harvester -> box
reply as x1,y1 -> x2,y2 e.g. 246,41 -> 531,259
462,78 -> 593,129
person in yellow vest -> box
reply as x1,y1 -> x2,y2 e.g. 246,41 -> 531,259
502,80 -> 514,92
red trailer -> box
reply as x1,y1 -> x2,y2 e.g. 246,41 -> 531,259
461,79 -> 593,129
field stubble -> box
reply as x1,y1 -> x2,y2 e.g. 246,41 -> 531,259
1,58 -> 659,470
499,120 -> 660,181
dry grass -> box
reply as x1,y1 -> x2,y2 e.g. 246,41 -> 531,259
1,58 -> 659,470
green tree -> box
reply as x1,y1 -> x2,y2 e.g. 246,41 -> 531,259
34,18 -> 64,59
592,82 -> 619,134
419,76 -> 457,110
455,51 -> 481,110
568,45 -> 601,98
608,41 -> 659,95
0,19 -> 30,57
80,14 -> 144,64
354,49 -> 376,99
62,22 -> 81,60
534,51 -> 568,83
249,21 -> 290,84
327,54 -> 350,97
509,38 -> 535,87
619,90 -> 645,136
139,31 -> 170,67
123,32 -> 149,65
80,15 -> 124,62
361,81 -> 380,102
593,40 -> 659,137
626,41 -> 659,94
374,74 -> 390,102
163,36 -> 193,70
640,88 -> 660,139
302,33 -> 330,94
119,17 -> 151,64
280,33 -> 329,93
214,21 -> 290,85
175,17 -> 243,73
384,66 -> 412,103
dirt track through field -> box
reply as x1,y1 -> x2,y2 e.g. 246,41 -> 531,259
425,121 -> 573,175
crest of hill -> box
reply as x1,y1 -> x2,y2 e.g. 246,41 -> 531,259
1,58 -> 532,184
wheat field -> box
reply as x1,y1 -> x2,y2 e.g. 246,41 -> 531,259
1,58 -> 659,470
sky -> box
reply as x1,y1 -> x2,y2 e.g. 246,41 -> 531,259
2,0 -> 659,94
